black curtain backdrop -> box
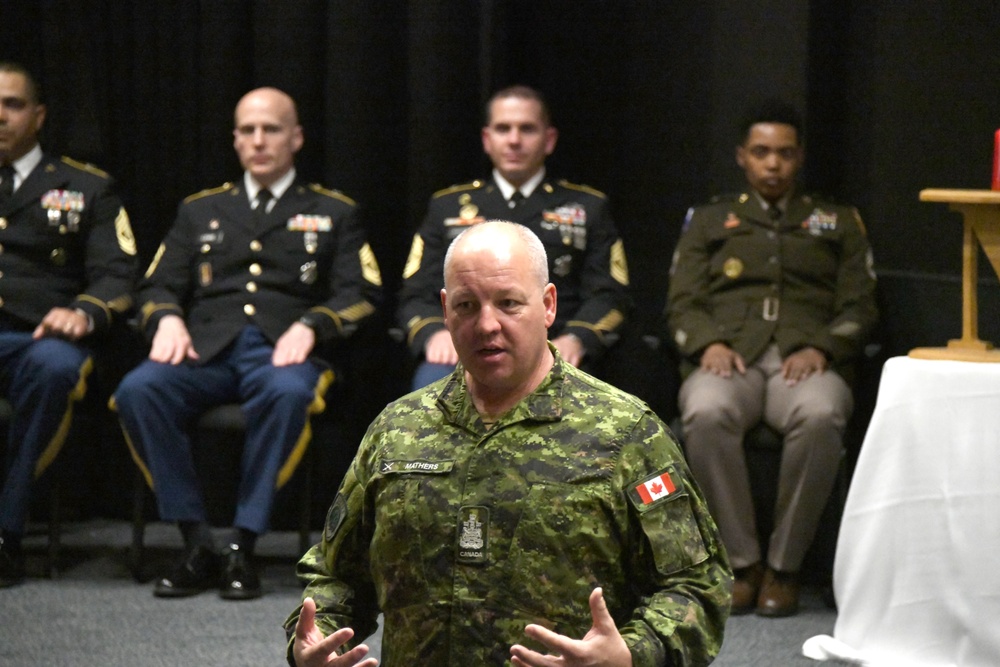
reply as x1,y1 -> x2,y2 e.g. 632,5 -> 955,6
3,0 -> 1000,517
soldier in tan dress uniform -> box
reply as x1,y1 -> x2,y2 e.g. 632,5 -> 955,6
666,100 -> 877,617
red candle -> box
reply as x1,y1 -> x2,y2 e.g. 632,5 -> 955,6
994,129 -> 1000,190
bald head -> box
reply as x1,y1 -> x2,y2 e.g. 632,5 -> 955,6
234,87 -> 299,126
232,87 -> 303,187
444,221 -> 549,291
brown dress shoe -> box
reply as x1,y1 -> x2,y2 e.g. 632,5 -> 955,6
731,562 -> 764,615
756,567 -> 800,617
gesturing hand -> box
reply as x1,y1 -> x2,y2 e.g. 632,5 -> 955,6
292,597 -> 378,667
509,587 -> 632,667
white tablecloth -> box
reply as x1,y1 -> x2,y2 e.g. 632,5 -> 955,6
804,356 -> 1000,666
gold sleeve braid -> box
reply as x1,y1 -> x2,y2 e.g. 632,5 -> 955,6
144,243 -> 167,279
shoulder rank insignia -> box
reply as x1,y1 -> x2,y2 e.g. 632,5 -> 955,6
184,183 -> 233,203
60,156 -> 109,178
309,184 -> 357,206
556,179 -> 607,199
433,180 -> 484,199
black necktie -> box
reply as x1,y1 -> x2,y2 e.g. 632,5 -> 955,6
254,189 -> 273,225
0,164 -> 15,204
508,190 -> 525,209
768,205 -> 782,221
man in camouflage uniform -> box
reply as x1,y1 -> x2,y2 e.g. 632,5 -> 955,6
0,62 -> 137,587
397,85 -> 631,391
666,100 -> 877,617
286,221 -> 731,666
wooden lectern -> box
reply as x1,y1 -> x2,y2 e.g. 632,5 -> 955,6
911,189 -> 1000,362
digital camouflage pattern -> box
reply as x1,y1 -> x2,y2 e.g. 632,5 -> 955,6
285,352 -> 732,666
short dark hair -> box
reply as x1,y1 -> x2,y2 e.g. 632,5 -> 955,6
0,61 -> 43,104
484,85 -> 552,127
740,99 -> 802,144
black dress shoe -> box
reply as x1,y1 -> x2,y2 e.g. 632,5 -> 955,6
219,543 -> 261,600
0,535 -> 26,589
154,545 -> 220,598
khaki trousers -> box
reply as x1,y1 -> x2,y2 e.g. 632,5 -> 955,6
679,345 -> 851,571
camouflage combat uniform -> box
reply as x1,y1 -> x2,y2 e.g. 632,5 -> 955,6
285,349 -> 732,666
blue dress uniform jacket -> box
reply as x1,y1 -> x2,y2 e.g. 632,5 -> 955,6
0,154 -> 137,331
667,190 -> 877,380
113,178 -> 382,536
138,179 -> 381,363
0,154 -> 136,536
398,177 -> 631,361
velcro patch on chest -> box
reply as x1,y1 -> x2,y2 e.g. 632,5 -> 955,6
378,459 -> 454,475
457,505 -> 489,565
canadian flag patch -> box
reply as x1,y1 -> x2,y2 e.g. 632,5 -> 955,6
635,471 -> 676,504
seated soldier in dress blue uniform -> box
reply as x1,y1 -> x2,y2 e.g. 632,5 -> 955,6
112,87 -> 382,600
397,85 -> 632,392
0,62 -> 137,589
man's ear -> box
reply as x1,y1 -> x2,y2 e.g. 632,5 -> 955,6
543,283 -> 557,327
544,126 -> 558,156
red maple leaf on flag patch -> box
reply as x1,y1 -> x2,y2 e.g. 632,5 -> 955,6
635,472 -> 675,504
